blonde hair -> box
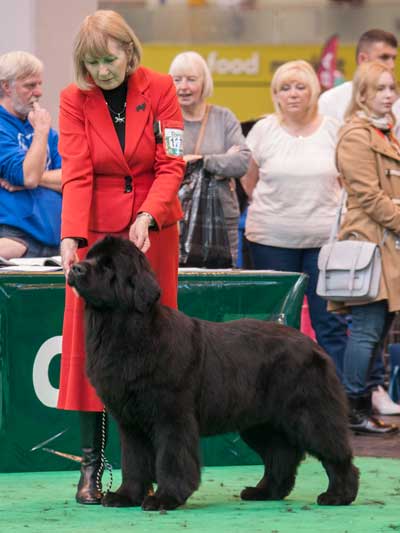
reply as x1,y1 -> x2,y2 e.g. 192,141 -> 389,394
0,51 -> 43,97
73,10 -> 142,90
345,61 -> 397,121
169,51 -> 214,99
271,60 -> 320,121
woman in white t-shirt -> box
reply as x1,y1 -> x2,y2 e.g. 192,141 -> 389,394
242,60 -> 348,379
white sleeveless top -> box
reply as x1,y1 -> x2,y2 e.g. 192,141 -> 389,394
245,114 -> 341,249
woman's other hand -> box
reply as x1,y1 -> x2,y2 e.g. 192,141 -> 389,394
129,215 -> 151,253
60,238 -> 79,277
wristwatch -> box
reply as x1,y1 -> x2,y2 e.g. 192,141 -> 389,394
136,211 -> 156,228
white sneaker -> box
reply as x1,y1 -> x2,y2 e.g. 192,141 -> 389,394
372,386 -> 400,415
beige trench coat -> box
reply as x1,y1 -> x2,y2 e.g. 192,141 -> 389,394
330,116 -> 400,313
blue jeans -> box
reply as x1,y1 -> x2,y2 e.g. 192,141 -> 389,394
0,224 -> 59,257
343,300 -> 394,397
249,243 -> 348,379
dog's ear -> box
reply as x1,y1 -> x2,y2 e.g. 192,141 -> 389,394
133,271 -> 161,313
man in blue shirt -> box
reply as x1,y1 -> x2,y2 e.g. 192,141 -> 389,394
0,51 -> 61,258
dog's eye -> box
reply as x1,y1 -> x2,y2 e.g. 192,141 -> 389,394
99,256 -> 114,270
98,259 -> 117,284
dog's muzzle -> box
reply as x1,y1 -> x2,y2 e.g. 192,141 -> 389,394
68,262 -> 88,287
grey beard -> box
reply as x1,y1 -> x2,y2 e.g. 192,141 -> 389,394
11,95 -> 35,118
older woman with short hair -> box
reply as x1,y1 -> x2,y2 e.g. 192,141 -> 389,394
242,60 -> 348,380
169,51 -> 250,266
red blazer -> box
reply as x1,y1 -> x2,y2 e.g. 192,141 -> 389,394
59,66 -> 185,241
57,68 -> 185,412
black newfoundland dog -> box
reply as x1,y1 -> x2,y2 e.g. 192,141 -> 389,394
68,236 -> 359,511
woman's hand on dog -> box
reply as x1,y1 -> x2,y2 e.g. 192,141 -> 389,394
60,237 -> 79,277
129,216 -> 151,253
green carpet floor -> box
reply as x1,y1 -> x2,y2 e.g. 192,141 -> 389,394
1,458 -> 399,533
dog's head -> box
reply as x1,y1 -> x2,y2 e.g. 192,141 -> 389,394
68,236 -> 161,312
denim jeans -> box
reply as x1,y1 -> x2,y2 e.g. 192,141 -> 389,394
343,300 -> 394,397
249,243 -> 348,380
0,224 -> 60,257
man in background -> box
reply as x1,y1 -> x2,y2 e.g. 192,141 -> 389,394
319,29 -> 400,130
0,50 -> 61,258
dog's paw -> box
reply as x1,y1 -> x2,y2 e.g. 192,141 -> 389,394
240,486 -> 271,501
101,491 -> 139,507
142,493 -> 181,511
317,491 -> 352,506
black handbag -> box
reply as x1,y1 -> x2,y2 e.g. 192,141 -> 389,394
179,161 -> 232,268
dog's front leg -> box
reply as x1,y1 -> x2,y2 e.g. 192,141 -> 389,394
102,424 -> 154,508
142,416 -> 201,511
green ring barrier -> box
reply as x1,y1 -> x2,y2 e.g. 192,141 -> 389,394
0,270 -> 307,472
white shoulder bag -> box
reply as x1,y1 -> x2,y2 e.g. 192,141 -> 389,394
316,189 -> 382,302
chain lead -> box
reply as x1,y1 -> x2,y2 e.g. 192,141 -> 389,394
96,407 -> 113,495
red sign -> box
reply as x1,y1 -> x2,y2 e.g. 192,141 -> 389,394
317,35 -> 339,91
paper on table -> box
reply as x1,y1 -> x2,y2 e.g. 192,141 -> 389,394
0,256 -> 62,271
0,265 -> 62,272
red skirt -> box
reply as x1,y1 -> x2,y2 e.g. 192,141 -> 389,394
57,223 -> 179,412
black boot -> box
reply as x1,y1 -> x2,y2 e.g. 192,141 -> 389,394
76,411 -> 107,505
348,394 -> 398,436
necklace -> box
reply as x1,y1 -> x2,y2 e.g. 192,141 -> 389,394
107,102 -> 126,124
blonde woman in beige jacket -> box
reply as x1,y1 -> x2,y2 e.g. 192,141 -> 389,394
335,61 -> 400,436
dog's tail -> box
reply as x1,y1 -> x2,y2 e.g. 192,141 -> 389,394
277,340 -> 352,459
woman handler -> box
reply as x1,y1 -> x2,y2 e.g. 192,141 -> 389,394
57,10 -> 185,504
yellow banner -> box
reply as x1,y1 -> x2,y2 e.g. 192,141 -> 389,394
142,44 -> 363,121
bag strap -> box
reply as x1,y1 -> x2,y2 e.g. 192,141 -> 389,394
328,187 -> 387,246
194,104 -> 211,155
328,188 -> 347,244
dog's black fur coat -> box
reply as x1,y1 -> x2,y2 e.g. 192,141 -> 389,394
68,236 -> 359,511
